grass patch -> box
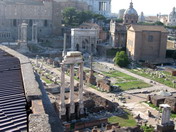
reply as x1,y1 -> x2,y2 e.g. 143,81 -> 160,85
108,110 -> 137,127
102,71 -> 136,81
129,68 -> 176,88
41,77 -> 53,84
116,81 -> 151,90
102,71 -> 151,90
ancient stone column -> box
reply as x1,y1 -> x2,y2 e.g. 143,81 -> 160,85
62,33 -> 67,57
32,23 -> 38,43
69,64 -> 75,114
161,104 -> 171,125
21,22 -> 28,43
60,64 -> 66,118
35,55 -> 39,67
78,62 -> 84,114
18,24 -> 21,41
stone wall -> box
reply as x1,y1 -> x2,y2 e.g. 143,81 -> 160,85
97,79 -> 112,92
0,46 -> 63,132
127,26 -> 168,61
84,92 -> 119,112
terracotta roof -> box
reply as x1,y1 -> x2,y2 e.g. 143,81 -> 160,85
0,49 -> 27,131
129,24 -> 168,32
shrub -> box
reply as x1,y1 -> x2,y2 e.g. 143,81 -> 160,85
113,51 -> 129,67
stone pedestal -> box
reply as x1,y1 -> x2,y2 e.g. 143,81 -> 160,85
157,122 -> 175,132
157,104 -> 175,132
87,71 -> 96,85
17,42 -> 29,53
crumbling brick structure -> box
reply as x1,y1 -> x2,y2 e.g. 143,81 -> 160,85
97,79 -> 112,92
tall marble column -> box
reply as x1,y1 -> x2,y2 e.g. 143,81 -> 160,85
62,33 -> 67,57
35,55 -> 39,67
161,105 -> 171,125
78,62 -> 84,114
71,36 -> 75,51
69,64 -> 75,114
21,22 -> 28,43
18,24 -> 21,41
60,64 -> 66,118
32,23 -> 38,43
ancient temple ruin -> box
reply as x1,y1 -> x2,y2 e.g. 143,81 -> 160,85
59,51 -> 84,121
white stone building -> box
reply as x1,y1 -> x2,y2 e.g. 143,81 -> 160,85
71,28 -> 98,54
167,7 -> 176,26
77,0 -> 111,17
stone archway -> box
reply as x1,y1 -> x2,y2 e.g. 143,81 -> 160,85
76,44 -> 79,51
91,44 -> 94,53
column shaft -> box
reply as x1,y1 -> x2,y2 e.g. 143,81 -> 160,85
60,64 -> 66,117
78,63 -> 83,101
61,64 -> 65,105
69,64 -> 75,114
78,63 -> 84,114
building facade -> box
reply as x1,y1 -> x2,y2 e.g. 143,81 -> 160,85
126,25 -> 168,61
78,0 -> 111,17
79,22 -> 107,42
0,0 -> 61,43
118,9 -> 126,19
109,20 -> 127,48
123,2 -> 138,24
71,28 -> 98,54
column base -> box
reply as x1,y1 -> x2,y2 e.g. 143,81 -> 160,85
60,115 -> 67,122
69,113 -> 76,121
157,122 -> 175,132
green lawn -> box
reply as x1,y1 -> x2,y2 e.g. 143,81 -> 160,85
115,81 -> 151,90
41,77 -> 53,84
102,71 -> 137,81
108,111 -> 137,127
130,68 -> 176,88
102,71 -> 151,91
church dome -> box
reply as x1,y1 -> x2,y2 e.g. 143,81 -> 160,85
124,2 -> 138,16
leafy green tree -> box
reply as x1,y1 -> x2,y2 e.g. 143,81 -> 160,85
77,11 -> 93,24
116,19 -> 123,23
154,21 -> 164,26
93,14 -> 106,21
113,51 -> 129,67
62,7 -> 107,26
62,7 -> 78,26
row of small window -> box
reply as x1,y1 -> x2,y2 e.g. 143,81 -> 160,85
0,33 -> 11,38
13,19 -> 48,27
125,20 -> 138,23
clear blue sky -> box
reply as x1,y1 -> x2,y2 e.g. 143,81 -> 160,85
111,0 -> 176,16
